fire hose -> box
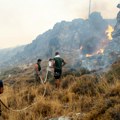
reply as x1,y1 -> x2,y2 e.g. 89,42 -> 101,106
0,68 -> 48,112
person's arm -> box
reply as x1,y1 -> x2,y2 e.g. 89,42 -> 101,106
62,59 -> 66,67
35,64 -> 39,75
49,61 -> 54,68
52,59 -> 56,68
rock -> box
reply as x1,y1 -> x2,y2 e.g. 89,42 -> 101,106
49,118 -> 58,120
58,117 -> 71,120
49,116 -> 71,120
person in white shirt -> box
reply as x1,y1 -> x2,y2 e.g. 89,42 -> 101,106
47,58 -> 53,72
44,58 -> 54,83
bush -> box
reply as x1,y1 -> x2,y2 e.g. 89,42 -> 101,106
70,75 -> 99,96
84,98 -> 120,120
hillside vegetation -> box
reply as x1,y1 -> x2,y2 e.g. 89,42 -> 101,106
0,59 -> 120,120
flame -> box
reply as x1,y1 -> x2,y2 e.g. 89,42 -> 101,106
80,46 -> 83,50
96,49 -> 104,54
86,49 -> 104,58
86,54 -> 93,57
106,25 -> 114,40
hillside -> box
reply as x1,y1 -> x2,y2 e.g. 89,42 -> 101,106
0,6 -> 120,120
0,45 -> 25,70
0,57 -> 120,120
0,12 -> 116,70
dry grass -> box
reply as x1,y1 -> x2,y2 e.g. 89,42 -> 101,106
0,61 -> 120,119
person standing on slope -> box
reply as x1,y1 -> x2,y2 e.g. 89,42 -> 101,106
53,52 -> 66,88
34,59 -> 43,84
44,58 -> 54,83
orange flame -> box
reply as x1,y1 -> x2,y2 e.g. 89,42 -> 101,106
96,49 -> 104,54
86,54 -> 93,57
86,49 -> 104,58
80,46 -> 83,50
106,25 -> 114,40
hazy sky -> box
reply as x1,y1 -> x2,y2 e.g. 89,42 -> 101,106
0,0 -> 119,48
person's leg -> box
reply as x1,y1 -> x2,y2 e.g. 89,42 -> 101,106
35,74 -> 40,85
56,69 -> 62,88
39,71 -> 44,84
55,76 -> 61,88
56,79 -> 60,88
55,79 -> 57,88
54,69 -> 61,88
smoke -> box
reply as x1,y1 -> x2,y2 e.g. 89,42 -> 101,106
63,0 -> 119,19
91,0 -> 119,18
57,12 -> 115,71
